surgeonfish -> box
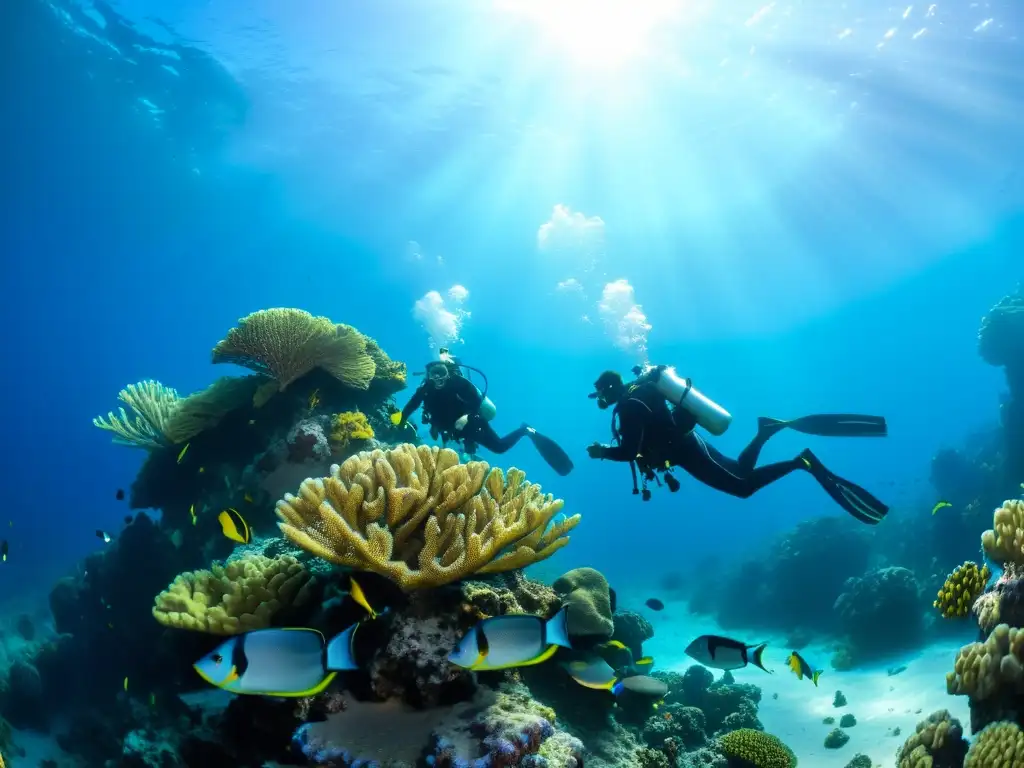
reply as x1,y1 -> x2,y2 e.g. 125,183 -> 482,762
448,607 -> 572,671
564,655 -> 619,690
612,675 -> 669,698
218,508 -> 250,544
786,651 -> 822,686
193,626 -> 361,696
684,634 -> 772,674
932,500 -> 952,515
176,443 -> 190,464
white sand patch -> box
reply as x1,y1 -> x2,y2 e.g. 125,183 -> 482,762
634,596 -> 972,767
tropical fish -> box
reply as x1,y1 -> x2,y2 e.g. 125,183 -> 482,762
177,443 -> 190,464
0,540 -> 7,562
308,389 -> 320,410
634,656 -> 654,670
645,598 -> 665,611
390,411 -> 403,425
684,635 -> 771,674
115,488 -> 125,501
347,576 -> 381,619
123,676 -> 128,691
193,626 -> 360,697
448,607 -> 572,671
613,675 -> 669,698
198,467 -> 205,474
564,655 -> 619,690
932,500 -> 952,515
218,508 -> 250,544
96,530 -> 111,544
786,650 -> 822,686
243,493 -> 254,504
189,503 -> 197,526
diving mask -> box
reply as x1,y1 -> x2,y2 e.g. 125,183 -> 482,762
427,362 -> 450,388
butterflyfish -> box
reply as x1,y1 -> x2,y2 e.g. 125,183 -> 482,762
448,607 -> 572,671
786,650 -> 822,686
176,443 -> 190,464
685,635 -> 771,674
193,626 -> 360,697
932,500 -> 952,515
218,508 -> 250,544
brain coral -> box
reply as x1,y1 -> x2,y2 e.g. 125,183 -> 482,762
718,728 -> 797,768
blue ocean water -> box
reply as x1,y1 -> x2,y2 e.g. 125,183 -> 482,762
2,0 -> 1023,764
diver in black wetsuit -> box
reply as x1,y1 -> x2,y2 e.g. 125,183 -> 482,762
392,355 -> 574,476
584,369 -> 890,525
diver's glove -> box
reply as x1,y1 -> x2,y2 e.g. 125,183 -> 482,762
390,411 -> 403,426
587,442 -> 609,459
454,414 -> 469,431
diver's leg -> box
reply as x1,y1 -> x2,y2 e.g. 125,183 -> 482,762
469,421 -> 528,454
735,418 -> 788,472
674,432 -> 801,498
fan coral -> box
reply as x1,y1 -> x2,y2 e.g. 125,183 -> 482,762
981,499 -> 1024,566
211,308 -> 376,392
895,709 -> 969,768
717,728 -> 796,768
329,411 -> 374,451
964,721 -> 1024,766
93,380 -> 180,448
935,561 -> 991,619
275,444 -> 580,590
152,554 -> 314,634
162,375 -> 268,444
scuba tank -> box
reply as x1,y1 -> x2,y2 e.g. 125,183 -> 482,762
438,348 -> 496,421
632,364 -> 732,436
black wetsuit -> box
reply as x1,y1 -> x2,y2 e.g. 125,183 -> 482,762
604,382 -> 803,498
400,376 -> 528,454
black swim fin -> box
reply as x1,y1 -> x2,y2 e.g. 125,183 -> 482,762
526,428 -> 574,476
799,449 -> 888,525
761,414 -> 887,439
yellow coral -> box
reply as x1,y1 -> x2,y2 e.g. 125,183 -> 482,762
152,554 -> 314,634
964,721 -> 1024,767
275,444 -> 580,590
93,380 -> 180,448
946,623 -> 1024,700
981,499 -> 1024,566
718,729 -> 797,768
211,308 -> 376,393
329,411 -> 375,451
935,561 -> 991,619
896,710 -> 965,768
162,375 -> 269,444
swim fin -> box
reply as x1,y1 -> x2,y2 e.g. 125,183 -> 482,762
799,449 -> 888,525
526,428 -> 574,476
761,414 -> 887,439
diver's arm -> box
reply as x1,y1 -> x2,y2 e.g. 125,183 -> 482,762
593,402 -> 646,462
399,384 -> 427,422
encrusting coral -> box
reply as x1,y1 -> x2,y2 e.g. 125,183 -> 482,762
934,561 -> 991,619
895,709 -> 968,768
717,728 -> 796,768
93,379 -> 181,448
963,721 -> 1024,766
211,308 -> 377,394
275,443 -> 580,590
152,554 -> 314,634
329,411 -> 374,451
981,499 -> 1024,566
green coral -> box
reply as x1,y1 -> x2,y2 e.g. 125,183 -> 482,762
718,728 -> 797,768
934,561 -> 990,619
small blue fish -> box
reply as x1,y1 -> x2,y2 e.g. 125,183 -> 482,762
449,607 -> 571,671
194,626 -> 360,697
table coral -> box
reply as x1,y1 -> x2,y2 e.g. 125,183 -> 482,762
895,709 -> 969,768
934,561 -> 990,619
276,443 -> 580,589
152,554 -> 314,634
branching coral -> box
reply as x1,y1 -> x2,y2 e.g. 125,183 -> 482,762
211,308 -> 376,393
329,411 -> 374,452
964,721 -> 1024,766
717,728 -> 796,768
895,709 -> 968,768
946,623 -> 1024,700
93,380 -> 181,448
152,554 -> 314,634
275,443 -> 580,590
935,561 -> 991,619
162,375 -> 268,444
981,500 -> 1024,566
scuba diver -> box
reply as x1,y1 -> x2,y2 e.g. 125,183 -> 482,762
585,365 -> 890,525
391,349 -> 574,476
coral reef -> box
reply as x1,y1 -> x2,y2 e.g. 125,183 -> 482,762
553,567 -> 615,639
658,666 -> 763,736
717,728 -> 796,768
833,566 -> 924,663
152,554 -> 315,634
895,709 -> 969,768
613,609 -> 655,659
934,561 -> 991,619
276,443 -> 580,589
982,499 -> 1024,566
978,286 -> 1024,480
823,727 -> 848,749
974,563 -> 1024,634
